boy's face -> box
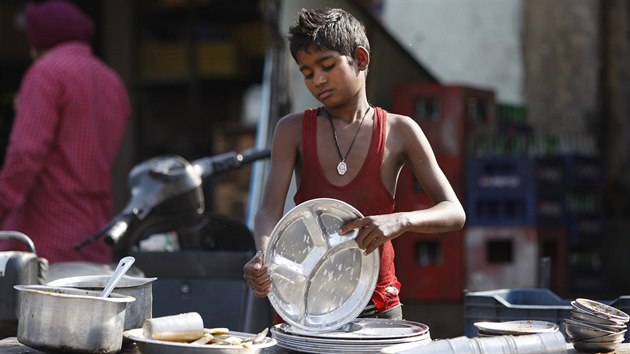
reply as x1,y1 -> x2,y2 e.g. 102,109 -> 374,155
296,47 -> 365,108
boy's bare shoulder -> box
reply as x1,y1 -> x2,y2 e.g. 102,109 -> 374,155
274,112 -> 306,141
277,112 -> 305,130
278,111 -> 305,124
385,111 -> 420,131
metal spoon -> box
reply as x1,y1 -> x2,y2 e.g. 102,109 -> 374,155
100,256 -> 135,298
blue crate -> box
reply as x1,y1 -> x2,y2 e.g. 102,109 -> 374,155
536,193 -> 567,227
466,156 -> 604,195
465,191 -> 537,226
464,288 -> 630,342
561,155 -> 605,189
534,157 -> 565,193
466,157 -> 537,196
566,212 -> 605,244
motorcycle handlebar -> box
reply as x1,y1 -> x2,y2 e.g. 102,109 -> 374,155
74,213 -> 136,250
194,148 -> 270,179
239,148 -> 271,165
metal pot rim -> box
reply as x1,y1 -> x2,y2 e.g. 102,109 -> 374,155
47,274 -> 157,288
14,284 -> 135,303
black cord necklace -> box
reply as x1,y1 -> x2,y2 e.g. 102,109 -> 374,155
323,106 -> 372,176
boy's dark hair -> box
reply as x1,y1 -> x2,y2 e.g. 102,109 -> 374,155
288,8 -> 370,62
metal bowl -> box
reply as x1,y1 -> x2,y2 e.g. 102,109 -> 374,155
564,318 -> 623,342
577,330 -> 627,343
573,298 -> 630,324
572,340 -> 622,353
48,274 -> 156,330
571,312 -> 627,332
265,198 -> 379,333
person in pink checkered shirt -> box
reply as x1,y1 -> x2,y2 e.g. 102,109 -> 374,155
0,0 -> 130,263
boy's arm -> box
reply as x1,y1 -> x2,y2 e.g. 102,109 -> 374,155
253,113 -> 302,253
345,114 -> 466,254
398,113 -> 466,231
244,113 -> 301,297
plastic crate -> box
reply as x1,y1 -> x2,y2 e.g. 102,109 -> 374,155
566,212 -> 605,244
561,155 -> 605,189
464,288 -> 630,342
395,155 -> 464,214
534,157 -> 565,193
393,231 -> 464,301
392,84 -> 496,157
535,193 -> 567,227
465,191 -> 537,226
466,157 -> 536,195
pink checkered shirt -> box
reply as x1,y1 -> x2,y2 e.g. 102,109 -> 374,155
0,42 -> 130,263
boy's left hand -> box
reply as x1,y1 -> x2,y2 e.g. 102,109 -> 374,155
340,215 -> 402,255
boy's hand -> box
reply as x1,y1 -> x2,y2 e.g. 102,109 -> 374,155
243,250 -> 272,297
341,215 -> 402,255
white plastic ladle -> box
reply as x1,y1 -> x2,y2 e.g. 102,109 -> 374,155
100,256 -> 135,298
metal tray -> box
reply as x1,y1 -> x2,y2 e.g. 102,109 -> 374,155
474,320 -> 559,336
123,328 -> 277,354
264,198 -> 379,333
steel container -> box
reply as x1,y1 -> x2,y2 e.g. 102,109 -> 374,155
15,285 -> 135,354
48,274 -> 156,330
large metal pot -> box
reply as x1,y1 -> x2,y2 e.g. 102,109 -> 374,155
14,285 -> 135,354
48,275 -> 156,330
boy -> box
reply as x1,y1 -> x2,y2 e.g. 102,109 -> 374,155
243,7 -> 465,319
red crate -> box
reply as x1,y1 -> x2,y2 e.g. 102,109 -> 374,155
392,83 -> 496,157
395,155 -> 464,213
393,230 -> 464,301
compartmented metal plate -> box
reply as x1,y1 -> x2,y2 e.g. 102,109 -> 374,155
265,198 -> 379,333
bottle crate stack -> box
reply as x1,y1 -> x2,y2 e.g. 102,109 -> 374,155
392,83 -> 496,301
391,83 -> 607,302
464,153 -> 606,296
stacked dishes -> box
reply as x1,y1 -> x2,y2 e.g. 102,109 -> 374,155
265,199 -> 431,353
565,298 -> 629,353
271,318 -> 430,354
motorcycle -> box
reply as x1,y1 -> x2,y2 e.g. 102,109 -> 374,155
75,148 -> 271,259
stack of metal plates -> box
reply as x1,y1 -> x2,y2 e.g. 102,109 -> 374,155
270,319 -> 431,354
265,199 -> 431,353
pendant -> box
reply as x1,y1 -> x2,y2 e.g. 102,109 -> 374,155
337,161 -> 347,176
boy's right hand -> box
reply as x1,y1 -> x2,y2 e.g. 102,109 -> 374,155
243,250 -> 272,297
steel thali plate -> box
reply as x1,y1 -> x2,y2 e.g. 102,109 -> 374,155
474,320 -> 559,336
265,198 -> 379,333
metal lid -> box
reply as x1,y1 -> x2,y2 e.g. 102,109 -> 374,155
265,198 -> 379,333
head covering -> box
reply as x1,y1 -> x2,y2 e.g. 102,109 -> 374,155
25,0 -> 94,50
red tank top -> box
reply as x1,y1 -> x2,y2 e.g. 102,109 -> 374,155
294,107 -> 401,312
